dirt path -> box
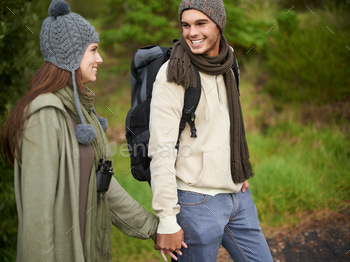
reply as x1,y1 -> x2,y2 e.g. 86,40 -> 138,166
217,205 -> 350,261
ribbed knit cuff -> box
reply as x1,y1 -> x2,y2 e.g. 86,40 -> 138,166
157,216 -> 181,234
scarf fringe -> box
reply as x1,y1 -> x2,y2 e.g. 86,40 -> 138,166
167,57 -> 197,89
231,160 -> 254,183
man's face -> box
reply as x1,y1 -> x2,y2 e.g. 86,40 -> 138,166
181,9 -> 221,57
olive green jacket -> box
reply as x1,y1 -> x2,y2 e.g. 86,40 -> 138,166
14,93 -> 158,261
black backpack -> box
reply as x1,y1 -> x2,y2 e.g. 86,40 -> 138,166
125,42 -> 239,183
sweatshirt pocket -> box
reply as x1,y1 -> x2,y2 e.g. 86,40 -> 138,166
197,146 -> 231,187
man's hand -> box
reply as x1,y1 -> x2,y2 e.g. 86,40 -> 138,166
154,229 -> 188,261
241,180 -> 249,193
155,229 -> 184,251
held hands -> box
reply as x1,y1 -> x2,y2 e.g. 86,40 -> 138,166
154,229 -> 188,261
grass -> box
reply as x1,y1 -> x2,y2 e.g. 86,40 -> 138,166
248,124 -> 350,227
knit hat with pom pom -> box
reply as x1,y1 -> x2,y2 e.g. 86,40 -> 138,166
40,0 -> 107,145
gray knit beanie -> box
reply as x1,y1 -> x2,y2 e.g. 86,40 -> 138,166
178,0 -> 227,32
40,0 -> 104,145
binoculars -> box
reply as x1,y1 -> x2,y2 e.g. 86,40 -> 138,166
96,159 -> 114,193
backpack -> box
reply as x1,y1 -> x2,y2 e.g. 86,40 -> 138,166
125,42 -> 239,183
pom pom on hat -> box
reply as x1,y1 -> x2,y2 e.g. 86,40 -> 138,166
49,0 -> 71,18
98,117 -> 108,132
41,0 -> 99,72
92,109 -> 108,132
76,124 -> 97,145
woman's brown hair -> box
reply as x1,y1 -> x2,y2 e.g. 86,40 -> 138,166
1,62 -> 87,165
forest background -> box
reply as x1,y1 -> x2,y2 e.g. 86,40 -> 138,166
0,0 -> 349,261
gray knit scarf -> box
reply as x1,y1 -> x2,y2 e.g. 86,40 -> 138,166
167,35 -> 254,183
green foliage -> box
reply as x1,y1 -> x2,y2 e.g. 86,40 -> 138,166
275,9 -> 300,34
0,1 -> 47,259
100,0 -> 179,59
226,0 -> 277,52
279,0 -> 335,10
0,1 -> 44,119
70,0 -> 105,19
0,160 -> 16,261
99,0 -> 276,68
225,2 -> 273,51
265,4 -> 350,106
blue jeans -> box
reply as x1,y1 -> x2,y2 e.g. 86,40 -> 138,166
176,188 -> 273,262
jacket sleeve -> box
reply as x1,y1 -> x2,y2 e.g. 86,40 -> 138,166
107,177 -> 159,241
148,63 -> 184,234
15,107 -> 63,261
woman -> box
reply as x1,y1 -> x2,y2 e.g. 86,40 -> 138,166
0,0 -> 158,261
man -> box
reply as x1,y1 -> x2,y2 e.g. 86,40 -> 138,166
149,0 -> 273,261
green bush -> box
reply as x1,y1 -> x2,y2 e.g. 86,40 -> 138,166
265,4 -> 350,106
225,2 -> 274,52
0,1 -> 47,259
0,161 -> 16,261
100,0 -> 179,60
0,1 -> 44,119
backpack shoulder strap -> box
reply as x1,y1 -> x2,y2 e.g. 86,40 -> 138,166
176,63 -> 201,149
175,51 -> 238,149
